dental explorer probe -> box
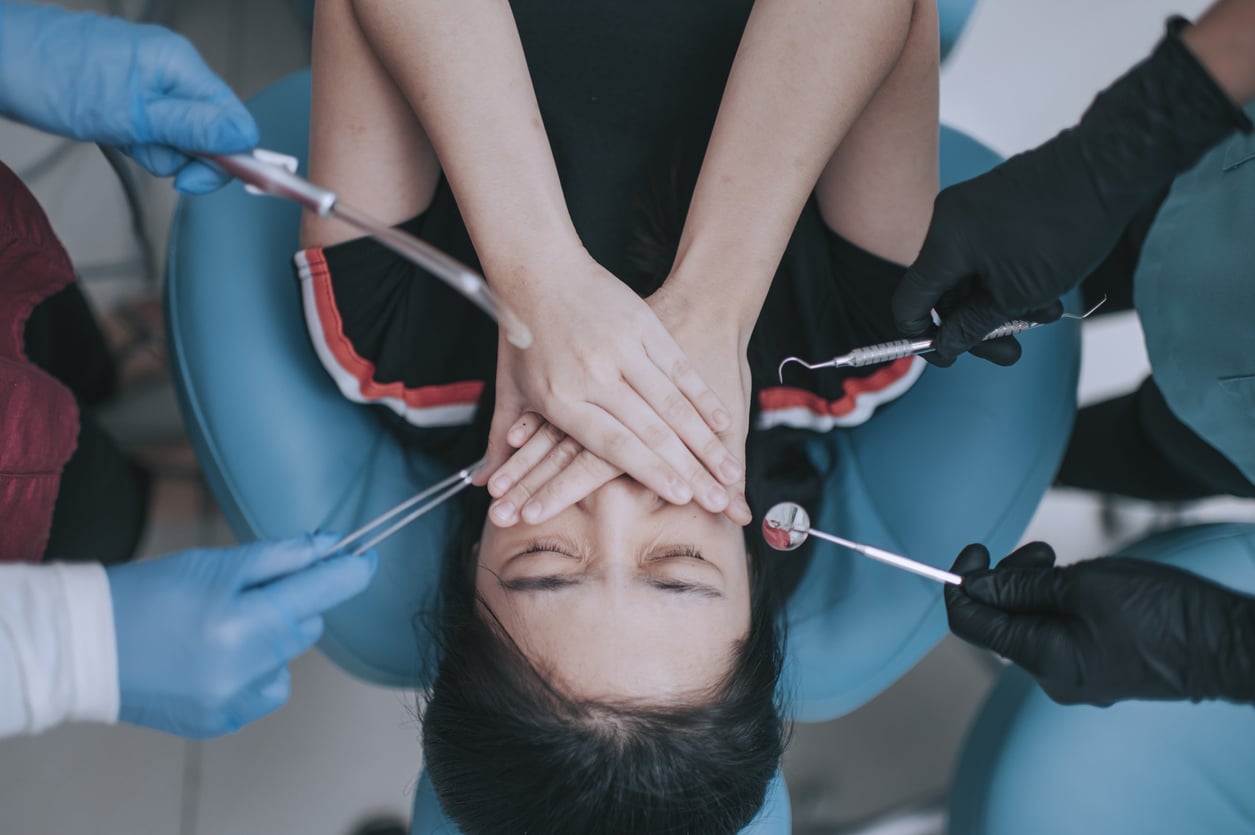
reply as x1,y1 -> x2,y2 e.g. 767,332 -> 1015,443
199,149 -> 533,349
776,298 -> 1106,382
762,502 -> 962,586
319,460 -> 484,559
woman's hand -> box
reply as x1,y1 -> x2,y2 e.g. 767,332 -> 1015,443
476,250 -> 744,516
483,284 -> 753,527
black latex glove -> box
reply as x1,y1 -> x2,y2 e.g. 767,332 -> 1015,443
894,17 -> 1253,366
945,542 -> 1255,707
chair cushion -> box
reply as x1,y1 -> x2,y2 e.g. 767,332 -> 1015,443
950,524 -> 1255,835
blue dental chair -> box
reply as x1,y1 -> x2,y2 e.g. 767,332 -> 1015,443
939,0 -> 979,61
951,523 -> 1255,835
166,69 -> 1073,832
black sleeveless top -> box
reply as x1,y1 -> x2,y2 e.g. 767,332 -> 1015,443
294,0 -> 920,467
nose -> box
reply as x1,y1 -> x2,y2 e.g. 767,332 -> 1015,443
582,475 -> 659,515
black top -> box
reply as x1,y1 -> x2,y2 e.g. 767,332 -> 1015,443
297,0 -> 917,464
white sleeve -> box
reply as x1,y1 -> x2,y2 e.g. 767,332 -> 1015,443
0,562 -> 120,739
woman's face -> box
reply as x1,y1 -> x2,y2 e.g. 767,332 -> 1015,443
477,475 -> 752,702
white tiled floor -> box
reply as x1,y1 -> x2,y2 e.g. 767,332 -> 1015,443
0,651 -> 423,835
191,652 -> 421,835
3,0 -> 1254,833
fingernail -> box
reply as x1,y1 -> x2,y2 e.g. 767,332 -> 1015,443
707,486 -> 729,510
712,409 -> 731,430
720,459 -> 743,482
491,501 -> 516,523
733,496 -> 752,523
669,480 -> 693,504
490,475 -> 512,495
359,550 -> 379,573
521,502 -> 543,524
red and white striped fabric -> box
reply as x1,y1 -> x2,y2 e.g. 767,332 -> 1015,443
756,357 -> 923,432
295,247 -> 483,428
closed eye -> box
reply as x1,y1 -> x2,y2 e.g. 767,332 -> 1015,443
647,545 -> 704,562
644,577 -> 723,599
497,575 -> 721,598
499,575 -> 581,592
522,540 -> 580,558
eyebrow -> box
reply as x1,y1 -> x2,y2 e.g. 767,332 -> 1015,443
498,574 -> 723,599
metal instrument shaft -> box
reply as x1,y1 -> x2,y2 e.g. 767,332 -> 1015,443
200,150 -> 533,349
777,299 -> 1106,382
761,502 -> 961,585
319,461 -> 482,558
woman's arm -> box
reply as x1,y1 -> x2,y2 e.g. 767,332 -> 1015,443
324,0 -> 742,513
344,0 -> 578,277
487,0 -> 941,525
665,0 -> 924,335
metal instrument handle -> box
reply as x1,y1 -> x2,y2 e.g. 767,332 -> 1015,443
982,319 -> 1038,340
200,150 -> 338,216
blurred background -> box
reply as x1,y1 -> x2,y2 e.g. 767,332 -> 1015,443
1,0 -> 1251,833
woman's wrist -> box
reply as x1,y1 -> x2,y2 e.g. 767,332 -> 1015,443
476,225 -> 589,306
664,241 -> 774,340
650,271 -> 756,351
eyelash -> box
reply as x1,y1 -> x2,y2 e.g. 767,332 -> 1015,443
522,540 -> 577,557
521,542 -> 702,560
653,545 -> 703,561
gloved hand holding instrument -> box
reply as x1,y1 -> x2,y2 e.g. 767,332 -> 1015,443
106,534 -> 376,738
944,541 -> 1255,707
0,0 -> 259,194
893,16 -> 1253,366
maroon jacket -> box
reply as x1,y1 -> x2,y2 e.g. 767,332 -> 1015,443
0,161 -> 79,562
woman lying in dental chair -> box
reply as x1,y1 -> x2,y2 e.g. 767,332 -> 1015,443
185,1 -> 1078,833
297,1 -> 948,832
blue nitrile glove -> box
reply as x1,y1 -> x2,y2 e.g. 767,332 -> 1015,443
0,1 -> 258,193
105,534 -> 377,738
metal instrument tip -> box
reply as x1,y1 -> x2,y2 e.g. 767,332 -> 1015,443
1061,295 -> 1108,320
777,356 -> 809,384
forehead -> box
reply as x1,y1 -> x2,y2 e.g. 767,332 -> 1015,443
498,592 -> 746,702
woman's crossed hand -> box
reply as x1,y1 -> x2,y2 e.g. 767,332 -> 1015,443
478,280 -> 753,527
